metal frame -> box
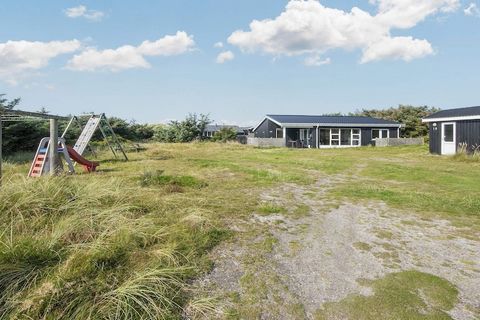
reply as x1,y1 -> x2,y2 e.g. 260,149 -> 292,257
0,109 -> 68,184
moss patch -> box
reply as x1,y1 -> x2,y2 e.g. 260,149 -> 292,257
315,270 -> 458,320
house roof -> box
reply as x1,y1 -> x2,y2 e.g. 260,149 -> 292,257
422,106 -> 480,122
253,115 -> 403,130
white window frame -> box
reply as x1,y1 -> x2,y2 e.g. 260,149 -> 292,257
352,129 -> 361,146
317,128 -> 361,148
372,129 -> 389,140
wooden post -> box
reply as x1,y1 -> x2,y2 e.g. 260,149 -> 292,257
0,117 -> 2,185
49,119 -> 59,175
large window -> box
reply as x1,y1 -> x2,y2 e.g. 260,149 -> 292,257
341,129 -> 351,146
319,129 -> 330,145
317,128 -> 361,147
372,129 -> 389,139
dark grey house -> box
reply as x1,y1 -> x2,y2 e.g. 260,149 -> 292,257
252,115 -> 403,148
422,106 -> 480,155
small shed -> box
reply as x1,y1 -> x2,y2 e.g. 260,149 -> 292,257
422,106 -> 480,155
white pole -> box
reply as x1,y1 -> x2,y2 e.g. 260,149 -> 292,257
49,119 -> 59,176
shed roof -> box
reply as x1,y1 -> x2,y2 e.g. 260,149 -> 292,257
422,106 -> 480,122
256,114 -> 402,130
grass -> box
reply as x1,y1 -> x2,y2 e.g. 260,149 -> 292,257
0,142 -> 478,318
315,270 -> 458,320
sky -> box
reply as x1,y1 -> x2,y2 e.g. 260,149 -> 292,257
1,0 -> 480,125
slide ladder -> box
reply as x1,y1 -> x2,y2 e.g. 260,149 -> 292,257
74,115 -> 102,155
74,114 -> 128,161
28,138 -> 75,177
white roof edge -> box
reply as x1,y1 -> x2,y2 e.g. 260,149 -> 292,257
422,115 -> 480,123
252,116 -> 283,132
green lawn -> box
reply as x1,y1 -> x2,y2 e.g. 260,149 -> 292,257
0,143 -> 478,319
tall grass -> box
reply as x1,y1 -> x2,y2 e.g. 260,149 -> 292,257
0,173 -> 226,319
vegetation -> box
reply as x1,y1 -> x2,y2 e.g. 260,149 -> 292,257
153,113 -> 211,143
354,105 -> 440,138
0,141 -> 478,318
211,127 -> 237,143
0,94 -> 154,156
315,271 -> 458,320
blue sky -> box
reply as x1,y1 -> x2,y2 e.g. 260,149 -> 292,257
1,0 -> 479,125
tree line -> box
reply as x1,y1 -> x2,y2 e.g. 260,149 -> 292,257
1,93 -> 439,155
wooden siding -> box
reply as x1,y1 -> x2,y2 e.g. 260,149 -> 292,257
253,119 -> 280,138
429,123 -> 441,154
428,119 -> 480,154
457,120 -> 480,152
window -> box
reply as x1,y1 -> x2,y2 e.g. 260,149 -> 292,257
318,128 -> 361,147
319,129 -> 330,145
444,124 -> 454,142
372,129 -> 389,139
341,129 -> 351,146
276,128 -> 284,138
299,129 -> 309,141
330,129 -> 340,145
352,129 -> 360,146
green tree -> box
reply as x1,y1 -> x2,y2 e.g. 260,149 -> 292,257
0,94 -> 21,110
154,113 -> 211,143
354,105 -> 440,137
212,127 -> 238,142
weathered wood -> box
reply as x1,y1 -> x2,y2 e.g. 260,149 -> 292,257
49,119 -> 59,175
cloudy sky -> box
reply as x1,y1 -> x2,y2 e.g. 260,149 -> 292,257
1,0 -> 479,125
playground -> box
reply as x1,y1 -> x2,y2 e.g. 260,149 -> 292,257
0,109 -> 127,181
0,141 -> 478,319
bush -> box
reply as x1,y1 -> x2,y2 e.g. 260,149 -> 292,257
153,114 -> 211,143
212,127 -> 238,142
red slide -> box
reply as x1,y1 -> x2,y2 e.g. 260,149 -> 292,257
66,146 -> 100,173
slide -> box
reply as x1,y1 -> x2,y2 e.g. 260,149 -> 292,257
66,146 -> 100,173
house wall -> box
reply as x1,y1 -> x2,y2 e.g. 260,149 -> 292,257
254,119 -> 280,138
429,123 -> 442,154
428,119 -> 480,154
457,120 -> 480,152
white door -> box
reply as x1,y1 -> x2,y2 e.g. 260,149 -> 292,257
441,122 -> 456,155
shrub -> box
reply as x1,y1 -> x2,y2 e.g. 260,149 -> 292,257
212,127 -> 238,143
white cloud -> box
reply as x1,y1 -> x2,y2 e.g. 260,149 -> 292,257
0,40 -> 81,84
360,37 -> 433,63
228,0 -> 458,64
65,5 -> 104,21
67,31 -> 195,72
464,3 -> 480,16
216,51 -> 235,64
214,42 -> 224,48
304,55 -> 331,67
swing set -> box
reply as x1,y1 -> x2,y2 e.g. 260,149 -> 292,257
0,109 -> 127,182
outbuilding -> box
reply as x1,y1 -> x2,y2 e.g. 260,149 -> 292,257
422,106 -> 480,155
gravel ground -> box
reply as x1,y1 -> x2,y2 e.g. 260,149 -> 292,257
195,176 -> 480,319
